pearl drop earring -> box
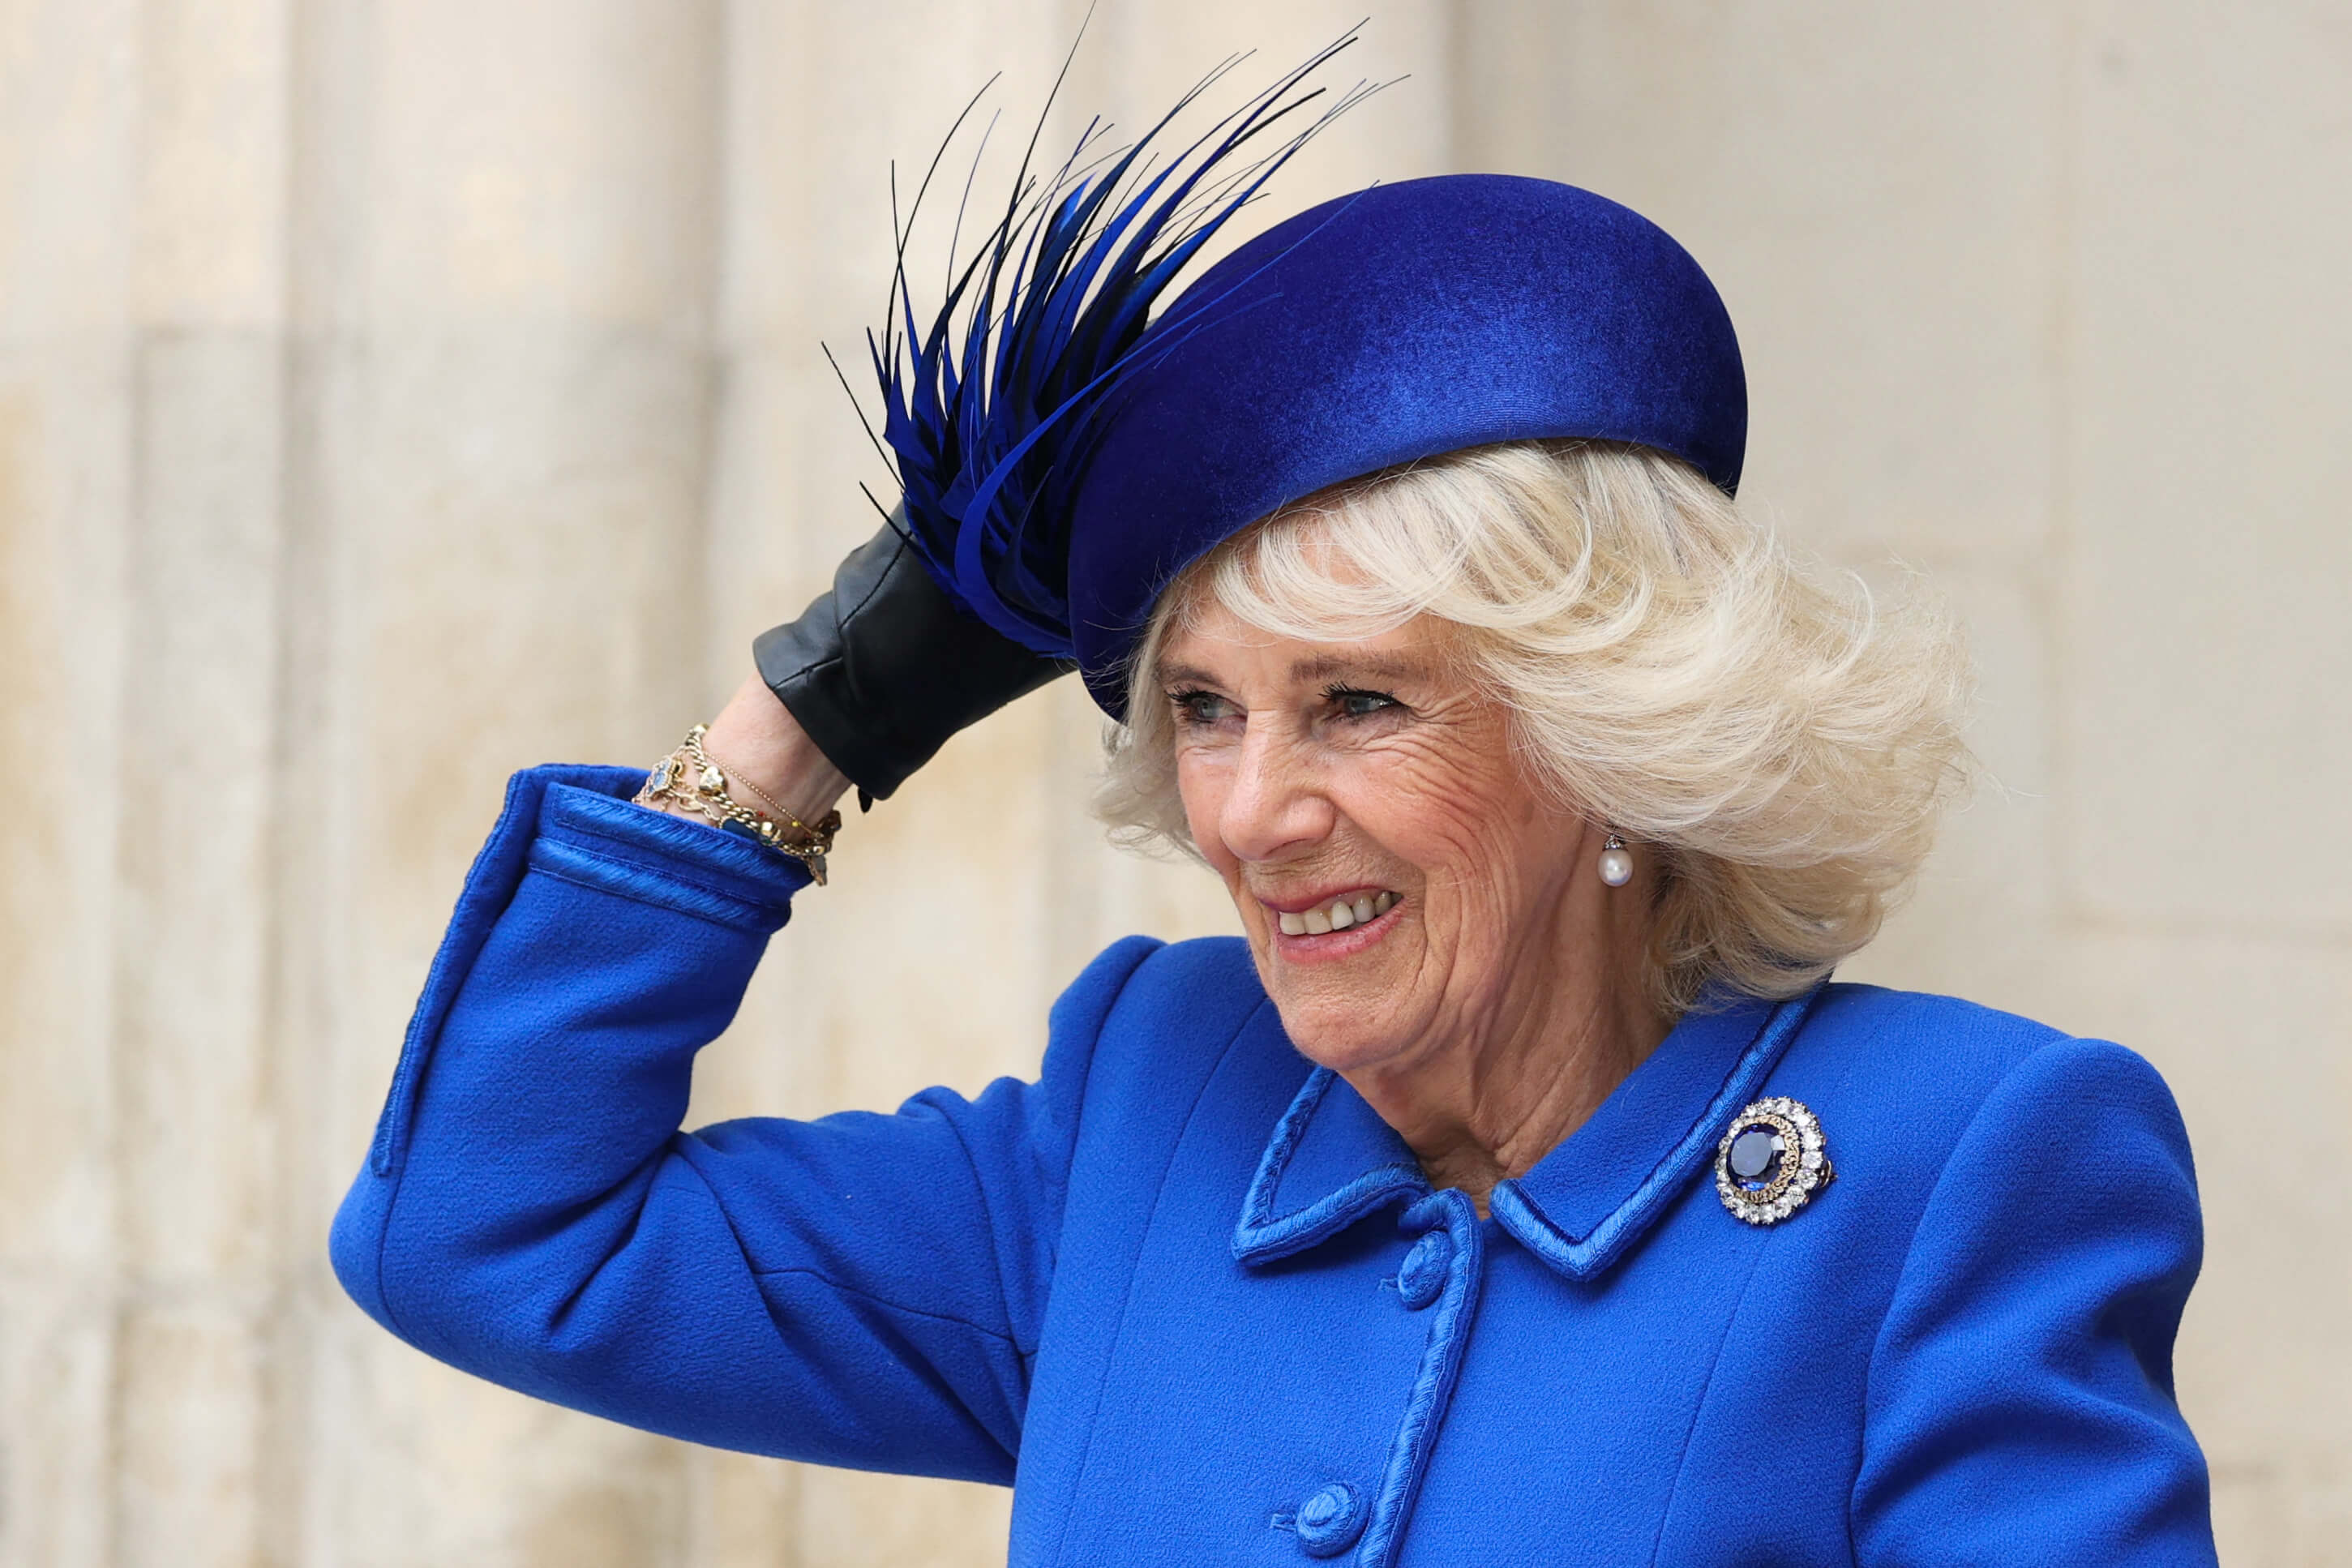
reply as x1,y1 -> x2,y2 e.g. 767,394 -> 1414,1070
1597,833 -> 1634,888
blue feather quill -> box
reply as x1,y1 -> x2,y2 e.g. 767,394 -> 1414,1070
836,25 -> 1382,658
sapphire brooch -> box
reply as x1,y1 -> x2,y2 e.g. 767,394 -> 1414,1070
1715,1097 -> 1833,1225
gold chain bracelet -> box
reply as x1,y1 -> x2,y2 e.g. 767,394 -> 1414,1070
633,724 -> 842,885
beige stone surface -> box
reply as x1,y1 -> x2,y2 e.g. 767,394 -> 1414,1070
1459,0 -> 2071,568
2,2 -> 2344,1565
2064,0 -> 2352,934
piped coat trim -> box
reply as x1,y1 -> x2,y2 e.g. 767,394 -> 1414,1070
1232,1067 -> 1425,1265
1491,987 -> 1823,1279
1232,986 -> 1827,1284
1354,1189 -> 1484,1568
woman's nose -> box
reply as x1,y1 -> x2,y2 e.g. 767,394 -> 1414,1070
1217,726 -> 1335,863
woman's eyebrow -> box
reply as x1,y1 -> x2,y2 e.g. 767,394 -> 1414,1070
1155,653 -> 1434,688
1147,658 -> 1420,691
1287,653 -> 1429,684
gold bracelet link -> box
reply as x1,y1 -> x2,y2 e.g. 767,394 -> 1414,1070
632,724 -> 842,885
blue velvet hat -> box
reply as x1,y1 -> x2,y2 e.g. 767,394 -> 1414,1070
1064,174 -> 1745,713
865,54 -> 1744,718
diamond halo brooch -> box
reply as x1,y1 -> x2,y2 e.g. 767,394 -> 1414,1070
1715,1097 -> 1833,1225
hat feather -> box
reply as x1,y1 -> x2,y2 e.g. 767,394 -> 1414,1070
843,26 -> 1380,658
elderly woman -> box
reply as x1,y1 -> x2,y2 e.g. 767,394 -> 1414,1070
332,101 -> 2217,1566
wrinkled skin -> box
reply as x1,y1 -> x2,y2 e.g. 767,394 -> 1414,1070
1157,600 -> 1673,1205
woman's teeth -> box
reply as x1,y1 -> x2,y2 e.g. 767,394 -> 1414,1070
1277,891 -> 1397,936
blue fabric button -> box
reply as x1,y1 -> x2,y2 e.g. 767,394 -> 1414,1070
1293,1481 -> 1366,1557
1397,1229 -> 1454,1310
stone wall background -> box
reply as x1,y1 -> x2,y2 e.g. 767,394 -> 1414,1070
1,1 -> 2344,1563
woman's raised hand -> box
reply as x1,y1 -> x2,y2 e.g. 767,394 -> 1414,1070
750,509 -> 1073,803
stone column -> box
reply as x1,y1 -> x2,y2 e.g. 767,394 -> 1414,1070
283,2 -> 725,1565
116,0 -> 300,1546
0,2 -> 144,1559
0,0 -> 298,1562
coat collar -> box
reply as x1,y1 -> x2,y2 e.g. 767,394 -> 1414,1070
1232,986 -> 1823,1281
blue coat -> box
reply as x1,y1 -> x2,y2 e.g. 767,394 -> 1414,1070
332,767 -> 2217,1566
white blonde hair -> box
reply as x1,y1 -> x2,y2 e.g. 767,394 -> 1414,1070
1095,439 -> 1974,1011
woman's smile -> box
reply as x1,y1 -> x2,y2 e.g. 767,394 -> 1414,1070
1262,889 -> 1404,964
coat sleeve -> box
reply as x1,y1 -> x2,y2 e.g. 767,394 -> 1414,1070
1852,1036 -> 2218,1566
328,765 -> 1163,1484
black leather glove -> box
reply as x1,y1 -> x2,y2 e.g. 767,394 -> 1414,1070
754,509 -> 1073,802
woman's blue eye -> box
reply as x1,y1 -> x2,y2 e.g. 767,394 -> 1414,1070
1171,690 -> 1229,725
1326,686 -> 1399,720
